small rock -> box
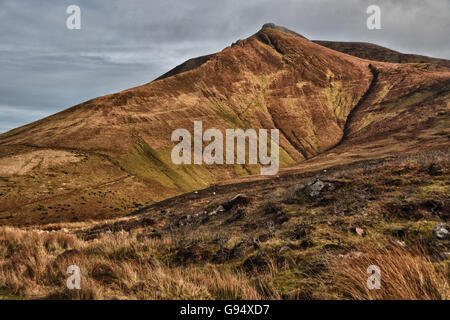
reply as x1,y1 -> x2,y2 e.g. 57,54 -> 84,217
61,228 -> 69,233
305,180 -> 334,198
355,227 -> 365,237
433,223 -> 449,240
306,180 -> 325,197
105,230 -> 112,235
209,205 -> 225,216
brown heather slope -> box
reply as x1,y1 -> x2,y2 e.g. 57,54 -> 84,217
0,24 -> 449,225
314,40 -> 450,68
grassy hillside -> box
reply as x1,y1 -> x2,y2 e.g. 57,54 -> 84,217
0,149 -> 447,299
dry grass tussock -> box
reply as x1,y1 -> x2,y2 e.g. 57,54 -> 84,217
329,244 -> 449,300
1,225 -> 447,300
0,226 -> 276,299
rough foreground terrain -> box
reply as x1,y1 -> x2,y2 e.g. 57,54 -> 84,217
0,150 -> 448,299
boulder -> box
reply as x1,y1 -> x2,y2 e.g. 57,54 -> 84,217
305,180 -> 334,198
433,223 -> 449,240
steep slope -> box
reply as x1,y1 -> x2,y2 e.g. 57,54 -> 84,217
314,40 -> 450,68
231,61 -> 450,184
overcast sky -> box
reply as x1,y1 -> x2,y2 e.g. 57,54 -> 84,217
1,0 -> 449,133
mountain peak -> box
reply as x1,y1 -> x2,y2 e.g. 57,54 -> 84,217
261,22 -> 278,29
260,23 -> 307,39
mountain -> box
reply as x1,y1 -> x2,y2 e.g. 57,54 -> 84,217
0,23 -> 449,225
314,40 -> 450,68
